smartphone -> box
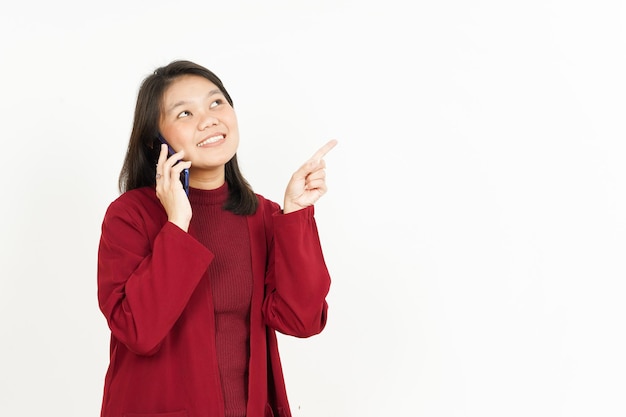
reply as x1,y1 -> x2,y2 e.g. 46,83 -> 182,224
157,134 -> 190,195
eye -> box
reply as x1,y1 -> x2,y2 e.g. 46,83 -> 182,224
209,99 -> 223,109
177,110 -> 191,118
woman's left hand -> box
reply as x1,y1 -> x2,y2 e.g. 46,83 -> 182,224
283,139 -> 338,214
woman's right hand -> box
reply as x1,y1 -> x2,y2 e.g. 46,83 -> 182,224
155,144 -> 192,232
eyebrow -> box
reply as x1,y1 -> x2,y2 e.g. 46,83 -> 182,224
165,89 -> 223,114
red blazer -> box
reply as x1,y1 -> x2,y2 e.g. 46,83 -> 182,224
97,187 -> 330,417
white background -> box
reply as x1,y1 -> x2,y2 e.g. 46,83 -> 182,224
1,1 -> 626,416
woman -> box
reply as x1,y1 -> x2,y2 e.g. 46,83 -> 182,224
97,60 -> 336,417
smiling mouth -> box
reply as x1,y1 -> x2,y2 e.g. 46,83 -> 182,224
197,135 -> 224,147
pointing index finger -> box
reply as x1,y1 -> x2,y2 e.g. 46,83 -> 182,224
311,139 -> 338,162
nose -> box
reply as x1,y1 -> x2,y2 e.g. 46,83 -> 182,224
199,113 -> 218,130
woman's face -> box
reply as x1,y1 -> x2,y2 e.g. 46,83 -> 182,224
158,74 -> 239,175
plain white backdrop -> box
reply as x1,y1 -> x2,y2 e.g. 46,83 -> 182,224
1,1 -> 626,416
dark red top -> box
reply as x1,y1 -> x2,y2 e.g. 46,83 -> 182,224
190,184 -> 252,417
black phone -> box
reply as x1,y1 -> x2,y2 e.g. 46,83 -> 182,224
157,134 -> 190,195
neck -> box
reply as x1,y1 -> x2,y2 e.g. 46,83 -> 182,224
189,167 -> 226,190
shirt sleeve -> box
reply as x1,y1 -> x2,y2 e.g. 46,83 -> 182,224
262,205 -> 331,337
97,198 -> 213,355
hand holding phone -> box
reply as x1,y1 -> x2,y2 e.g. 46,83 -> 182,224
157,134 -> 190,195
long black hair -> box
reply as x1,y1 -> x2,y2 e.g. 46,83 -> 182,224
118,60 -> 258,215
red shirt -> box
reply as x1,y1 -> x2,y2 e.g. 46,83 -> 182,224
97,186 -> 330,417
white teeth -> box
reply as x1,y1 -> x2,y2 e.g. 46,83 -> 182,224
197,135 -> 224,147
